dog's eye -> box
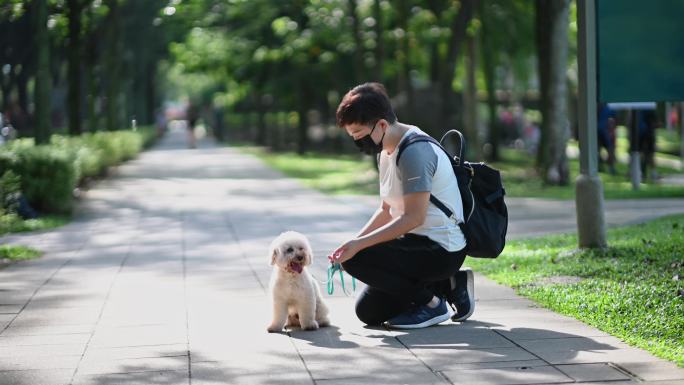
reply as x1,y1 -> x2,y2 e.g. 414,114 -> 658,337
286,247 -> 294,253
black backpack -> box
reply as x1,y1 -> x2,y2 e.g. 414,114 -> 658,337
396,130 -> 508,258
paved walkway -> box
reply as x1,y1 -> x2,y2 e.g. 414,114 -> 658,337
1,127 -> 683,385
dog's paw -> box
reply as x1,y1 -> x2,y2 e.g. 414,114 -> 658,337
317,317 -> 330,328
267,324 -> 283,333
300,320 -> 319,331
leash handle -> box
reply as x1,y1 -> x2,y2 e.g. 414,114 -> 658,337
327,262 -> 356,296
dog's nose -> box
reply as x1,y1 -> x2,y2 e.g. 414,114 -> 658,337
296,255 -> 304,262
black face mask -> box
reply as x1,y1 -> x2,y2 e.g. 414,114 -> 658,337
354,121 -> 385,155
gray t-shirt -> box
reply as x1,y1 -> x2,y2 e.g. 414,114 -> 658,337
397,141 -> 437,194
378,126 -> 466,252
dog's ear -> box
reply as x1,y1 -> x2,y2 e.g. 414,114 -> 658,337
270,248 -> 278,266
304,247 -> 313,266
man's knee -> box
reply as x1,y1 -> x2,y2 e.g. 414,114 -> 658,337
354,298 -> 385,326
341,248 -> 371,275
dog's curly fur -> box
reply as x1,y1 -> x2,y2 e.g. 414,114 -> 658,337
267,231 -> 330,332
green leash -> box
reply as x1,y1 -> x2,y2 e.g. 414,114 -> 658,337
327,263 -> 356,296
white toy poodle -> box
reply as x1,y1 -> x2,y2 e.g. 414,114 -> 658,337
267,231 -> 330,332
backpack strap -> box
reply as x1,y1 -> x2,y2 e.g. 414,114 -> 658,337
395,133 -> 458,221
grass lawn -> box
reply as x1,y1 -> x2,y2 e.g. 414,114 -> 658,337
239,146 -> 378,195
0,244 -> 42,267
237,143 -> 684,199
0,214 -> 69,236
494,146 -> 684,199
465,214 -> 684,367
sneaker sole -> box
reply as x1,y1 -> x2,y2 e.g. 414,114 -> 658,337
451,268 -> 475,322
387,309 -> 453,330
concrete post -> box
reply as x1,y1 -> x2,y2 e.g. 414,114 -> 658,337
576,0 -> 607,248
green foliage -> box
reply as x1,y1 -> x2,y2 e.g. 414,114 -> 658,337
239,146 -> 378,195
467,215 -> 684,367
0,145 -> 78,213
491,147 -> 684,200
0,129 -> 152,214
248,143 -> 684,199
0,244 -> 41,264
0,170 -> 21,214
0,214 -> 68,236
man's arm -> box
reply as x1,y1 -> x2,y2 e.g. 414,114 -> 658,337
356,200 -> 393,237
357,191 -> 429,247
332,191 -> 430,263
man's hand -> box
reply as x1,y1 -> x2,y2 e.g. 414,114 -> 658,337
329,239 -> 363,264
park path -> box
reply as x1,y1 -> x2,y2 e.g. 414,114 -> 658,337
0,126 -> 682,385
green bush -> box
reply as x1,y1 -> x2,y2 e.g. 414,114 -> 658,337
0,129 -> 154,215
3,145 -> 77,213
0,170 -> 21,214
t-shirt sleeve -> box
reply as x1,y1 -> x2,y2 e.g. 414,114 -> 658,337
397,142 -> 438,194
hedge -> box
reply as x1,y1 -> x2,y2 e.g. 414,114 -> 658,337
0,128 -> 155,214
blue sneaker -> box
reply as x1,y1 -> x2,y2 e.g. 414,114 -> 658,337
386,297 -> 453,329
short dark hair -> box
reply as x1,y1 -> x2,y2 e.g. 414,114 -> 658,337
336,82 -> 397,127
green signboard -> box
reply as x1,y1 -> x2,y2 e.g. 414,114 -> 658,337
598,0 -> 684,103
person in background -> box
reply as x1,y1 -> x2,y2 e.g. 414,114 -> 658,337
186,101 -> 199,149
597,103 -> 617,175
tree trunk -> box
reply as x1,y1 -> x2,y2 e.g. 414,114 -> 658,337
33,0 -> 51,144
535,0 -> 570,185
296,72 -> 310,155
83,4 -> 99,132
480,0 -> 500,161
426,0 -> 446,84
67,0 -> 83,135
145,59 -> 156,125
104,0 -> 121,131
373,0 -> 384,82
348,0 -> 363,83
464,34 -> 480,159
397,0 -> 414,117
439,0 -> 475,131
255,92 -> 267,146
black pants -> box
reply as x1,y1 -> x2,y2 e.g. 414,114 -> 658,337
341,234 -> 466,326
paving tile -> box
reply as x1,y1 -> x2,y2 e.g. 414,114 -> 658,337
76,355 -> 188,375
618,361 -> 684,381
0,313 -> 14,328
289,324 -> 398,351
428,360 -> 548,371
0,368 -> 73,385
315,371 -> 448,385
411,346 -> 539,371
395,324 -> 516,349
0,304 -> 23,314
516,337 -> 663,365
555,362 -> 633,382
1,324 -> 94,337
72,370 -> 188,385
441,365 -> 573,385
297,346 -> 425,380
88,324 -> 187,348
0,333 -> 91,346
10,307 -> 102,326
0,343 -> 85,358
0,353 -> 82,371
490,321 -> 612,340
191,361 -> 313,385
82,344 -> 188,362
